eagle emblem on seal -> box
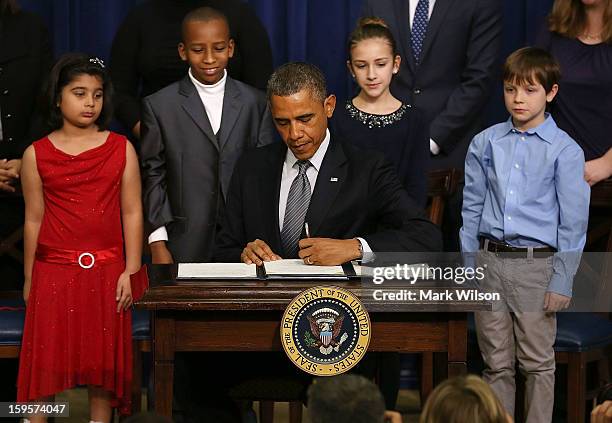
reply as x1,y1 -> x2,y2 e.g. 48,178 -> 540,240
305,307 -> 349,355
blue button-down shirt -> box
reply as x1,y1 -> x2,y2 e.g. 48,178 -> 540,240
460,115 -> 590,297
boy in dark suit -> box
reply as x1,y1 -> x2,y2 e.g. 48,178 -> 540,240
140,6 -> 275,264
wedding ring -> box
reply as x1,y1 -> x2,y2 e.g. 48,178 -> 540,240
306,257 -> 313,265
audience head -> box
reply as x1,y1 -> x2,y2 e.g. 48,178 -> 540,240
267,62 -> 336,160
307,374 -> 387,423
598,383 -> 612,405
347,17 -> 401,100
178,7 -> 234,85
502,47 -> 560,131
419,375 -> 512,423
548,0 -> 612,44
45,52 -> 113,131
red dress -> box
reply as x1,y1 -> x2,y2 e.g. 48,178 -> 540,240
17,132 -> 132,414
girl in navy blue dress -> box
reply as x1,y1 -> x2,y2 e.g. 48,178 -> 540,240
331,17 -> 429,206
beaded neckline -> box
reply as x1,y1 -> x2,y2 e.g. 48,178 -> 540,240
346,101 -> 410,129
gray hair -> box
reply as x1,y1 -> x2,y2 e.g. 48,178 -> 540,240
267,62 -> 327,103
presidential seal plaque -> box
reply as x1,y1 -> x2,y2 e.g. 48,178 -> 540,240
281,286 -> 371,376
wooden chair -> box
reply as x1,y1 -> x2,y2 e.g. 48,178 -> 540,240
426,168 -> 462,226
418,168 -> 463,403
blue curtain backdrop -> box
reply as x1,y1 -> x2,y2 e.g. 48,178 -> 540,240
19,0 -> 554,124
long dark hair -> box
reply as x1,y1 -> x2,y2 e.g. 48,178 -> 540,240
45,53 -> 114,131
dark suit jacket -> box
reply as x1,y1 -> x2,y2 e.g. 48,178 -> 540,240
214,138 -> 442,262
0,11 -> 52,159
363,0 -> 502,170
140,75 -> 276,262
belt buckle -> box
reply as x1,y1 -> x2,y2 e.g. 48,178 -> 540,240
78,252 -> 95,269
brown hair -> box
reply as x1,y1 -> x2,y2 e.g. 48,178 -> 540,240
503,47 -> 561,93
548,0 -> 612,43
347,17 -> 398,60
419,375 -> 509,423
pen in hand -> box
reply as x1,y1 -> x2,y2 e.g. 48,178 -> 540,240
303,222 -> 314,265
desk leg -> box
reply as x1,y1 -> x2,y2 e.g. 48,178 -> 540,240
447,314 -> 467,378
153,313 -> 176,417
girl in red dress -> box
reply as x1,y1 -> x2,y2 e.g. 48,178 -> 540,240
17,53 -> 143,422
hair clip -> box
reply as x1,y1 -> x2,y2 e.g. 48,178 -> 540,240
89,57 -> 105,68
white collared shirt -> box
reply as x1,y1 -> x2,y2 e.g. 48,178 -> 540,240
409,0 -> 436,29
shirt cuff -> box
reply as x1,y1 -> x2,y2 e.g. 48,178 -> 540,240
356,237 -> 375,264
430,139 -> 441,155
148,226 -> 168,244
547,273 -> 573,298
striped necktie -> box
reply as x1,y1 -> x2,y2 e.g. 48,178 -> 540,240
281,160 -> 312,258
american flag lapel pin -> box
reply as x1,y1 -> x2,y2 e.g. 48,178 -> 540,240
330,177 -> 338,182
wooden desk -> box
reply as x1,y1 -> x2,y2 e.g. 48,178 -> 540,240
138,265 -> 487,417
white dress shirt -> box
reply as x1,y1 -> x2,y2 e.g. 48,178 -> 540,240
409,0 -> 436,28
148,69 -> 227,244
279,129 -> 372,258
409,0 -> 441,155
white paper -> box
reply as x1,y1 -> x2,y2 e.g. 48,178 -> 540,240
264,259 -> 346,277
177,263 -> 258,279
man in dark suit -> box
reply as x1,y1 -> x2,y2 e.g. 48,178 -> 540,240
215,61 -> 441,267
362,0 -> 502,171
214,62 -> 440,413
362,0 -> 502,251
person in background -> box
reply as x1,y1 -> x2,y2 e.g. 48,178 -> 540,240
331,17 -> 429,207
537,0 -> 612,187
0,0 -> 52,283
0,3 -> 52,410
307,375 -> 403,423
109,0 -> 273,140
419,375 -> 512,423
592,382 -> 612,423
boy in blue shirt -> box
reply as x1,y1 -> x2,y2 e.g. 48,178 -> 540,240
460,47 -> 590,423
